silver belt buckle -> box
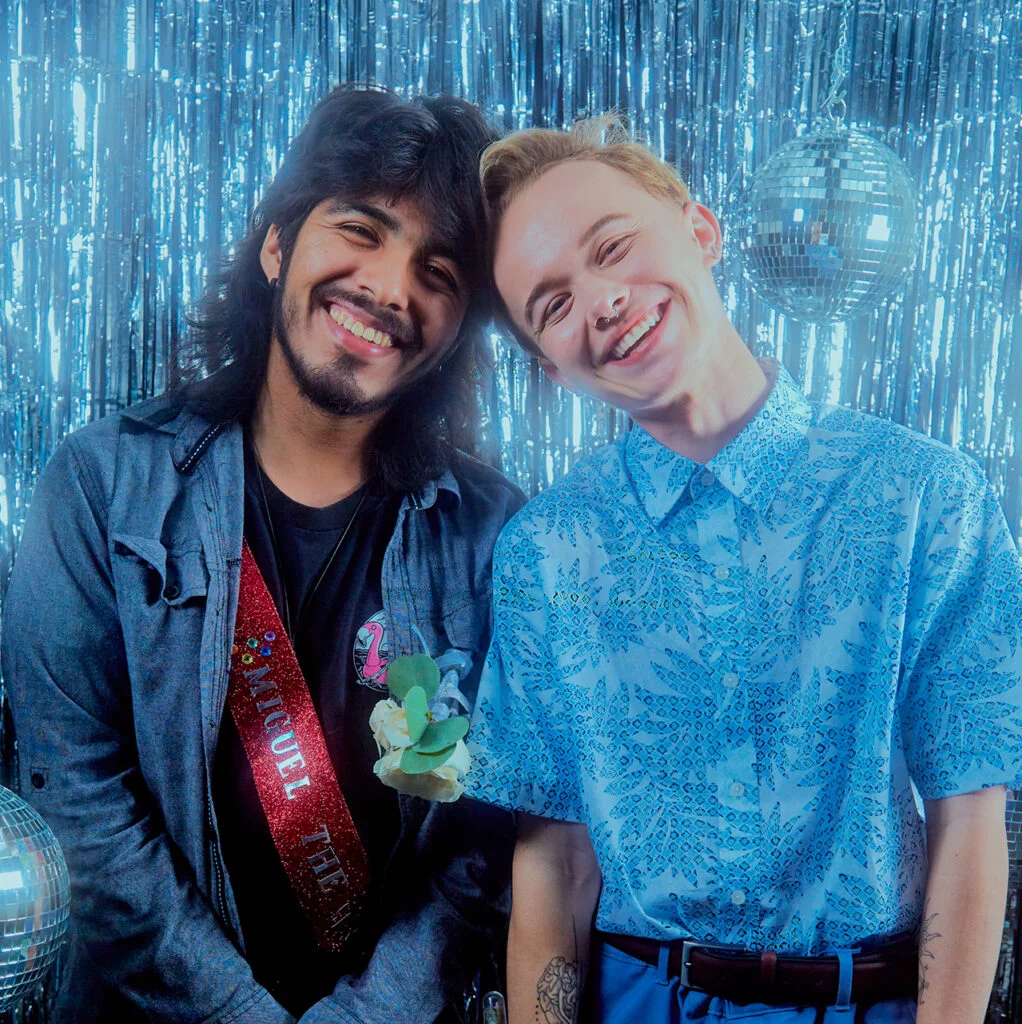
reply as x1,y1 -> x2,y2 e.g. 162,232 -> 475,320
678,939 -> 747,990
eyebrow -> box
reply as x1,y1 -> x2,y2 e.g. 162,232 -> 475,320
523,212 -> 630,331
326,198 -> 403,235
326,198 -> 464,274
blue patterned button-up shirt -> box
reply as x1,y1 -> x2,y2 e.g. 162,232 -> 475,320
467,364 -> 1022,953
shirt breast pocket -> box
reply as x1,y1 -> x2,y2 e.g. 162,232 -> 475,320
111,532 -> 209,607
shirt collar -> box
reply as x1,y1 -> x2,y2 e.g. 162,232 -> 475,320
624,361 -> 811,524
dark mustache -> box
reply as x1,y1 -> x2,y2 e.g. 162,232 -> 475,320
310,282 -> 420,352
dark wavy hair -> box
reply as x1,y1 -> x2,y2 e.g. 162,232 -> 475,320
179,86 -> 498,492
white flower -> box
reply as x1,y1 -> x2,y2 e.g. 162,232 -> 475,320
369,699 -> 410,751
443,738 -> 471,776
372,740 -> 471,803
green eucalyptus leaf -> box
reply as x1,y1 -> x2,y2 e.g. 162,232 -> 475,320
387,654 -> 442,701
404,686 -> 429,744
415,716 -> 469,753
400,745 -> 457,775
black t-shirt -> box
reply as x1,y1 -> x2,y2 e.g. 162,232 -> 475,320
212,443 -> 402,1015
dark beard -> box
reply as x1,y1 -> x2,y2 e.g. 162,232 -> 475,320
272,282 -> 399,418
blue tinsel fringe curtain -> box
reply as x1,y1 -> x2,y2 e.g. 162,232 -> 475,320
2,0 -> 1021,577
1,0 -> 1021,1016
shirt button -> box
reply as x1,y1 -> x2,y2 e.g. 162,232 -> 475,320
731,890 -> 746,906
713,565 -> 731,581
722,672 -> 739,688
700,470 -> 715,487
729,782 -> 745,798
162,582 -> 181,600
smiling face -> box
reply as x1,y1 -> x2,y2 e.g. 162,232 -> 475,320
493,160 -> 727,418
260,195 -> 469,418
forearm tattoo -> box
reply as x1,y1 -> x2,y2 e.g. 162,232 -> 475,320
917,904 -> 942,1005
536,957 -> 582,1024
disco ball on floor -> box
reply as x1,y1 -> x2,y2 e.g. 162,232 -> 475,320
0,787 -> 70,1009
733,127 -> 920,323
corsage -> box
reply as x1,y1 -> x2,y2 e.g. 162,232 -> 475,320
369,650 -> 472,802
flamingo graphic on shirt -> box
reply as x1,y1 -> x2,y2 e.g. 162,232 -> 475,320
353,610 -> 389,691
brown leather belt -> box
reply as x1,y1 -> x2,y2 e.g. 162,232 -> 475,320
597,932 -> 918,1006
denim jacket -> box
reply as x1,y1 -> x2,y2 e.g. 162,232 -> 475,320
1,388 -> 524,1024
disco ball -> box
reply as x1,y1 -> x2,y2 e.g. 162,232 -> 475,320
734,127 -> 920,322
0,787 -> 70,1009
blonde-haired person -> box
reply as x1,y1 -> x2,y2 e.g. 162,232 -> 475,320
465,116 -> 1022,1024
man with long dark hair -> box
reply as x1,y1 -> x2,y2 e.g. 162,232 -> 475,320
3,87 -> 523,1023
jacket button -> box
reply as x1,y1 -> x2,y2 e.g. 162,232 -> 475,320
163,583 -> 181,600
30,772 -> 45,789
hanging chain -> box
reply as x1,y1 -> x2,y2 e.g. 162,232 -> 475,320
820,0 -> 852,124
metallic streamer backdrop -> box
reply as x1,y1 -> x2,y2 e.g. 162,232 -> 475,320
2,0 -> 1021,583
0,0 -> 1021,1013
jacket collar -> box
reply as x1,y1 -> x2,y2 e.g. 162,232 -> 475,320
410,470 -> 462,509
117,391 -> 214,472
120,390 -> 462,504
625,361 -> 811,524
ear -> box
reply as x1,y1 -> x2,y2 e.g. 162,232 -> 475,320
683,203 -> 723,268
260,225 -> 283,284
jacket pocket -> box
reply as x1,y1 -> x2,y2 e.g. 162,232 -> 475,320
441,593 -> 491,657
111,533 -> 209,606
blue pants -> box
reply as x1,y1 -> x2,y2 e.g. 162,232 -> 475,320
595,943 -> 917,1024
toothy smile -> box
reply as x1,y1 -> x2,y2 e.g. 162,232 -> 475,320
608,306 -> 663,361
328,305 -> 395,348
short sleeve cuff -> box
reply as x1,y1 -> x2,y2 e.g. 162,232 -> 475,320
912,763 -> 1022,801
464,741 -> 587,823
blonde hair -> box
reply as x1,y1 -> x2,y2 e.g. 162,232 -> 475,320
480,115 -> 691,354
480,113 -> 691,233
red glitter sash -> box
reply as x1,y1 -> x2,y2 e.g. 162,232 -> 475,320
227,541 -> 369,951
